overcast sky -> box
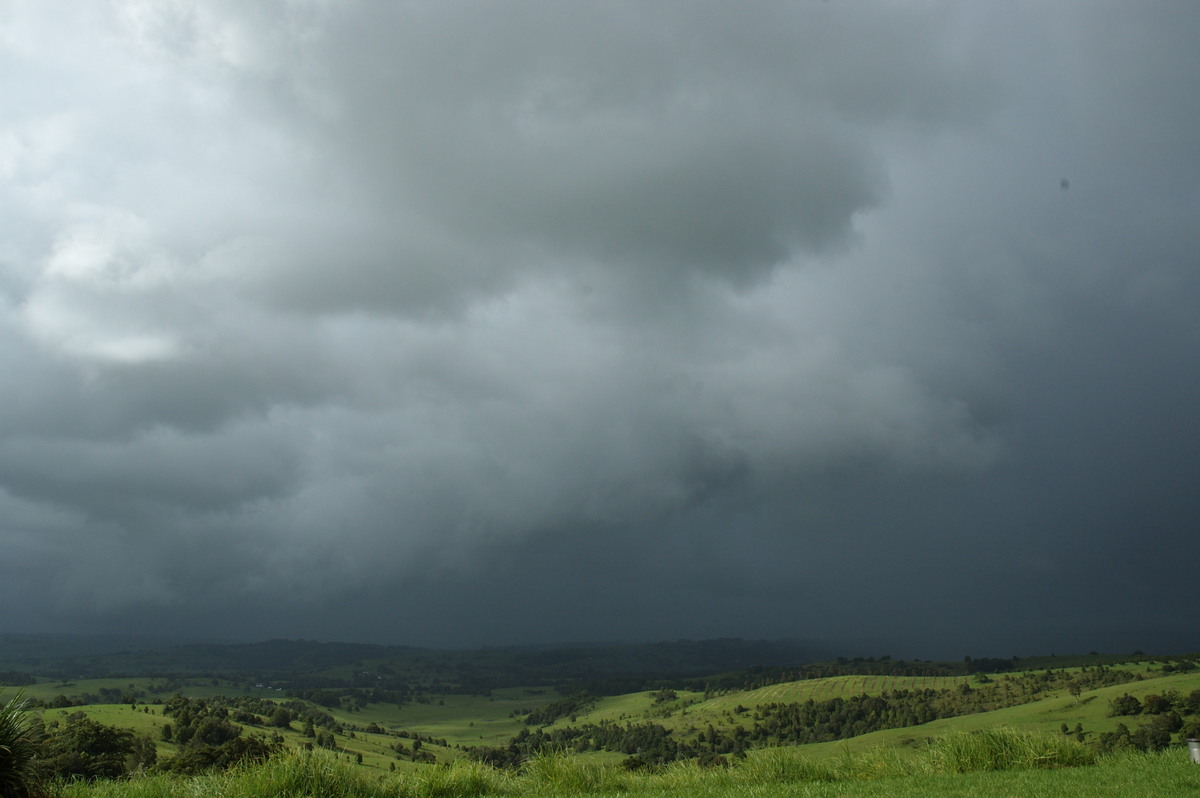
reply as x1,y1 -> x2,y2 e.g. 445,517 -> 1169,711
2,0 -> 1198,659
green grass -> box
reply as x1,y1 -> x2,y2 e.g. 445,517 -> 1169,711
327,689 -> 538,748
46,732 -> 1200,798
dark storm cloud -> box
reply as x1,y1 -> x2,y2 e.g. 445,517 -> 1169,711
1,1 -> 1198,656
215,0 -> 992,308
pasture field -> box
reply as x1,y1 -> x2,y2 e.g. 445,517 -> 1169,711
21,677 -> 271,703
321,687 -> 544,748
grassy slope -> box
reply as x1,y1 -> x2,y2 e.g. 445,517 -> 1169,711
23,664 -> 1200,773
28,681 -> 543,772
798,668 -> 1200,758
699,674 -> 970,709
343,687 -> 539,745
530,675 -> 975,739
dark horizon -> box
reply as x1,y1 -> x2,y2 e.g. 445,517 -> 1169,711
0,628 -> 1190,668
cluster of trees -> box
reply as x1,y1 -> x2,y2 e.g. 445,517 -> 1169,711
35,712 -> 158,781
277,699 -> 342,735
1159,660 -> 1197,674
1098,689 -> 1200,752
176,695 -> 346,753
158,695 -> 279,774
6,703 -> 278,784
157,736 -> 278,776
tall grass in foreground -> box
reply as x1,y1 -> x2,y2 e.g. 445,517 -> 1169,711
0,690 -> 40,798
53,728 -> 1191,798
49,752 -> 517,798
924,726 -> 1096,773
517,750 -> 627,794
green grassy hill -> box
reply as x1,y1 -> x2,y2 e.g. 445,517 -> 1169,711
7,643 -> 1199,788
799,668 -> 1200,758
20,661 -> 1200,767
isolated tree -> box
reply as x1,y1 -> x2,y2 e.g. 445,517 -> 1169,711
190,716 -> 240,748
1109,694 -> 1142,716
1141,694 -> 1171,715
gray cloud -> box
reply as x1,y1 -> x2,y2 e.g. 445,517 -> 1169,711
0,0 -> 1197,657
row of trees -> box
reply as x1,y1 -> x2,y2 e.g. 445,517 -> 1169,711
468,721 -> 687,769
523,691 -> 596,726
469,666 -> 1148,768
